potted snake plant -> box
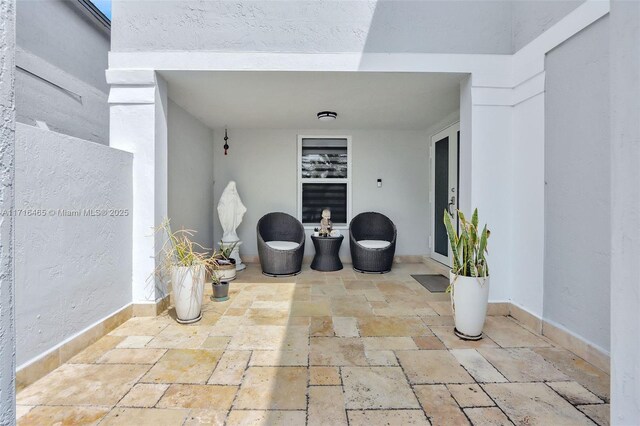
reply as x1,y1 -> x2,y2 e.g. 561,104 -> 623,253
213,241 -> 237,282
155,220 -> 217,324
444,208 -> 490,341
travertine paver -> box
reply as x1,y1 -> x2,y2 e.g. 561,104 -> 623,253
483,316 -> 551,348
100,408 -> 189,425
309,366 -> 341,385
464,407 -> 512,426
478,347 -> 569,382
226,410 -> 307,425
358,316 -> 430,337
342,366 -> 420,409
310,337 -> 368,366
348,409 -> 430,425
18,406 -> 109,425
547,381 -> 603,405
483,383 -> 595,425
533,347 -> 611,401
141,349 -> 222,384
308,386 -> 348,425
156,384 -> 237,410
414,384 -> 470,425
447,383 -> 495,407
16,263 -> 611,426
332,316 -> 360,337
397,350 -> 474,384
450,349 -> 508,383
234,366 -> 307,410
207,350 -> 251,385
117,383 -> 168,407
578,404 -> 610,426
17,364 -> 149,406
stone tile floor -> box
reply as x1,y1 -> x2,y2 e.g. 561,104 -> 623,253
17,263 -> 610,425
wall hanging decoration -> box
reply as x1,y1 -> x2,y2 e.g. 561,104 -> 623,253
223,128 -> 230,155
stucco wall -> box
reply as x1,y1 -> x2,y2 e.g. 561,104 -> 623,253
610,0 -> 640,421
112,0 -> 512,54
168,100 -> 214,252
544,16 -> 610,352
15,124 -> 133,367
16,0 -> 110,144
211,128 -> 430,260
0,0 -> 16,421
511,0 -> 584,51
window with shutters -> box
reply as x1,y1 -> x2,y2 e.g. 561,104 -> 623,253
297,136 -> 352,226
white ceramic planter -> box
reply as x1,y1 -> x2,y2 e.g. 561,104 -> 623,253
214,259 -> 237,281
450,271 -> 490,340
171,265 -> 205,324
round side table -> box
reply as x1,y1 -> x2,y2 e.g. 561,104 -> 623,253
310,235 -> 344,271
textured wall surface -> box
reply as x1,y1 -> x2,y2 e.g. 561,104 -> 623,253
610,0 -> 640,422
168,100 -> 214,252
112,0 -> 513,54
212,128 -> 430,259
544,17 -> 610,352
512,0 -> 584,51
17,0 -> 109,92
0,0 -> 16,422
16,0 -> 109,144
112,0 -> 588,55
15,124 -> 132,366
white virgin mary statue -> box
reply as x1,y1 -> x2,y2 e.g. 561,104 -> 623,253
217,181 -> 247,270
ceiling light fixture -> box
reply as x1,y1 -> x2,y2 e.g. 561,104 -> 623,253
317,111 -> 337,121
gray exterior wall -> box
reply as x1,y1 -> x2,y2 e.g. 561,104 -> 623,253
610,0 -> 640,421
512,0 -> 584,51
168,100 -> 215,252
212,128 -> 430,261
112,0 -> 513,54
112,0 -> 586,55
544,16 -> 610,352
0,0 -> 16,422
15,124 -> 132,367
16,0 -> 110,144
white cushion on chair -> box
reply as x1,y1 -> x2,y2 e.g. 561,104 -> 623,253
358,240 -> 391,249
266,241 -> 300,251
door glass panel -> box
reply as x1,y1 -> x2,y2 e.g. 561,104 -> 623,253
434,137 -> 449,257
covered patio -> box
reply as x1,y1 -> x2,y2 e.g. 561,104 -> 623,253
17,262 -> 609,425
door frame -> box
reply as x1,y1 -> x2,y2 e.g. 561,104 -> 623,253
430,122 -> 460,267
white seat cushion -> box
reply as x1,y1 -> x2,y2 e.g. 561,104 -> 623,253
266,241 -> 300,250
358,240 -> 391,249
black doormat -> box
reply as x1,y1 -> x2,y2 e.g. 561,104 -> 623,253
411,274 -> 450,293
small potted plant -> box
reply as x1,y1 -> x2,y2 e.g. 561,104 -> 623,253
210,270 -> 230,302
154,219 -> 215,324
214,241 -> 237,281
444,208 -> 490,341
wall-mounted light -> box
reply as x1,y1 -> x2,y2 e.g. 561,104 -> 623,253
317,111 -> 337,121
223,128 -> 230,155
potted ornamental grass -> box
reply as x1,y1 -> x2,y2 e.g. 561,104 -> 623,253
444,208 -> 490,341
213,241 -> 238,282
155,219 -> 217,324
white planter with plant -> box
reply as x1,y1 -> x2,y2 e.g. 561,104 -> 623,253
156,220 -> 217,324
444,208 -> 490,341
214,241 -> 237,282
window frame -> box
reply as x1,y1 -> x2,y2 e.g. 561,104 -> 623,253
297,135 -> 353,229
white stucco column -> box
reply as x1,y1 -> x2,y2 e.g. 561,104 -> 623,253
0,0 -> 16,423
610,1 -> 640,422
107,70 -> 169,305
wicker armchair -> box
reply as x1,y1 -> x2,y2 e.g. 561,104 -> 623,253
257,212 -> 306,277
349,212 -> 397,273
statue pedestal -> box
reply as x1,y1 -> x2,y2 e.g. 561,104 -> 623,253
220,240 -> 245,271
